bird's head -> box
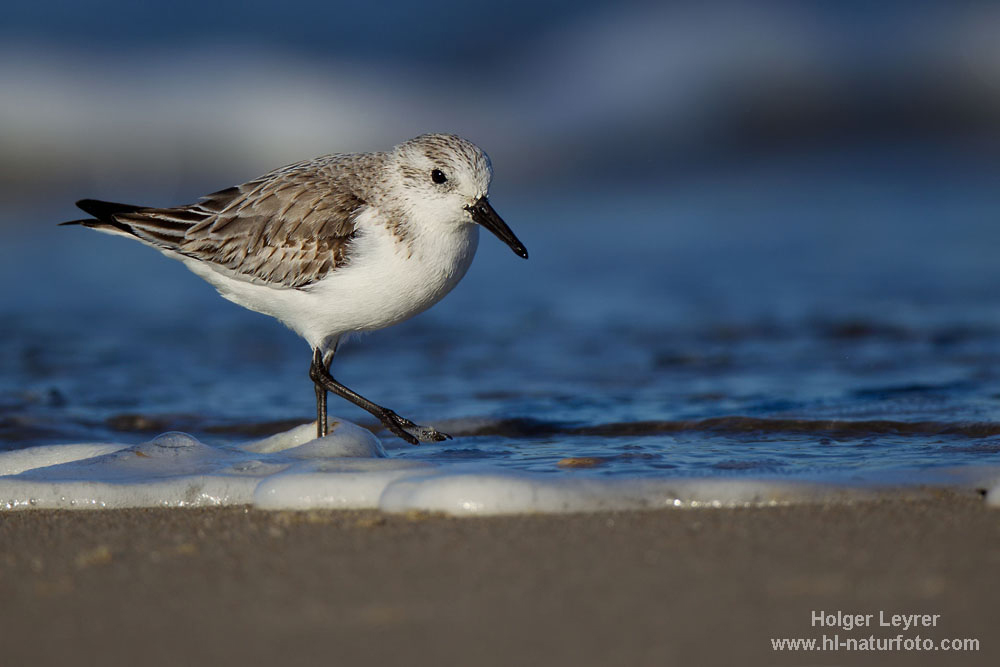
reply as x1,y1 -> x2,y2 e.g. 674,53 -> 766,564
386,133 -> 528,259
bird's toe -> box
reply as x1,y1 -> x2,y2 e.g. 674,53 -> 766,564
401,423 -> 450,444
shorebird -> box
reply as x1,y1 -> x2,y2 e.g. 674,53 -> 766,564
62,133 -> 528,444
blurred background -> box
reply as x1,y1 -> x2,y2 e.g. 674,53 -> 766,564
4,0 -> 1000,203
0,0 -> 1000,198
3,1 -> 1000,475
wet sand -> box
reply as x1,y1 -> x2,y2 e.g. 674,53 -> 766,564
2,493 -> 998,666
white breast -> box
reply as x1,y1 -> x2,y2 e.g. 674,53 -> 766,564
182,209 -> 481,352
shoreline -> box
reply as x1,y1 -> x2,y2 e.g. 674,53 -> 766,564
2,492 -> 998,666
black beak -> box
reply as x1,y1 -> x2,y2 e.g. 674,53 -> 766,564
465,197 -> 528,259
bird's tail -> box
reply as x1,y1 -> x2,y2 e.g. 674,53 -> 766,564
60,199 -> 143,234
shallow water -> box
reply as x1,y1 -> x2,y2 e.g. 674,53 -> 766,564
4,144 -> 1000,497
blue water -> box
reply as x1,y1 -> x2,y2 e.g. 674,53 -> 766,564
4,144 -> 1000,483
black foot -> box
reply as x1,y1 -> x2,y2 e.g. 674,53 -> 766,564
379,409 -> 451,446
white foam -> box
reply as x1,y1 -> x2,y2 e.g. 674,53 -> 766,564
0,420 -> 385,510
239,420 -> 386,458
0,421 -> 993,515
376,473 -> 876,515
0,443 -> 129,476
254,459 -> 435,510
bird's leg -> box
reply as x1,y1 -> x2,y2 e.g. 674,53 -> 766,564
312,348 -> 333,438
315,380 -> 328,438
308,349 -> 450,446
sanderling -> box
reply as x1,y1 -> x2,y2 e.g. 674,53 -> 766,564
62,133 -> 528,444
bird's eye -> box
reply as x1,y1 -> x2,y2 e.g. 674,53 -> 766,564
431,169 -> 447,184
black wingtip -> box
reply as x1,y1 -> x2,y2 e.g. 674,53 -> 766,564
60,198 -> 144,232
75,198 -> 142,222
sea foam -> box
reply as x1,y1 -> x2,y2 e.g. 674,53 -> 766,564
0,420 -> 994,515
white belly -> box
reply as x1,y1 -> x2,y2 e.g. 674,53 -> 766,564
304,219 -> 480,339
183,216 -> 480,352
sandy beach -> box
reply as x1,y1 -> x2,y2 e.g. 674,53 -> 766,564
1,492 -> 997,666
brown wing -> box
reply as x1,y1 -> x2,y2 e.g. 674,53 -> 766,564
84,154 -> 375,288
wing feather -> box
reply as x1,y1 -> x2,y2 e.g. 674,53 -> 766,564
100,154 -> 375,288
